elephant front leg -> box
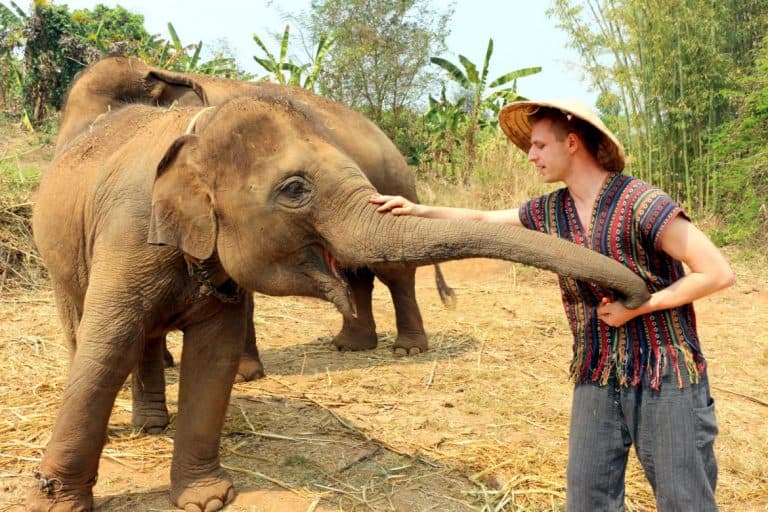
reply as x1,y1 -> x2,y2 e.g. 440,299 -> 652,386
375,265 -> 428,355
131,336 -> 169,433
27,308 -> 142,512
333,267 -> 378,351
170,302 -> 245,511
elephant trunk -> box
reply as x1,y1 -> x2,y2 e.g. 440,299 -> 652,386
325,192 -> 650,309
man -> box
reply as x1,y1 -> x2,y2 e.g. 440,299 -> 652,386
370,99 -> 734,511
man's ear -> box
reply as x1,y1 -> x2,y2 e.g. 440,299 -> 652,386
566,132 -> 580,153
148,134 -> 217,260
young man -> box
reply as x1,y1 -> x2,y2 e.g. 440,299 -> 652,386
370,99 -> 735,511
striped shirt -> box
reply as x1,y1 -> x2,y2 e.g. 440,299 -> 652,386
519,173 -> 704,389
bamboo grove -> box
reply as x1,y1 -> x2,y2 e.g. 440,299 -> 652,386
550,0 -> 768,243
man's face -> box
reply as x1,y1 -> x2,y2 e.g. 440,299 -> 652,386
527,118 -> 571,184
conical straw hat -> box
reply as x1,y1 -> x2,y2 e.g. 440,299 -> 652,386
498,98 -> 626,172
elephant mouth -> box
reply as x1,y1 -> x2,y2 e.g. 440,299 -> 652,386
323,246 -> 343,280
309,243 -> 357,319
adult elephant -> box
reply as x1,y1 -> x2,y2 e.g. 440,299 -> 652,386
55,55 -> 455,379
31,91 -> 649,511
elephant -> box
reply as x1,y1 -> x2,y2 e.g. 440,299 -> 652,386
30,77 -> 650,510
55,56 -> 455,382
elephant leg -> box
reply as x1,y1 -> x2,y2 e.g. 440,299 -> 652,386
333,267 -> 378,351
235,294 -> 266,383
170,301 -> 244,512
131,335 -> 169,434
375,265 -> 428,356
28,277 -> 143,512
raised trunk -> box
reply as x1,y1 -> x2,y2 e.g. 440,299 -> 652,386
328,196 -> 650,309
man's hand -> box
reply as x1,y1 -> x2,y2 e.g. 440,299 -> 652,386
597,296 -> 643,327
369,194 -> 426,216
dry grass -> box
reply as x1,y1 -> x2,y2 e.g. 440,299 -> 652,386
417,136 -> 556,212
1,254 -> 767,511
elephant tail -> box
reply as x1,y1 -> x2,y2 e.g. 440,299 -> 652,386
434,264 -> 457,309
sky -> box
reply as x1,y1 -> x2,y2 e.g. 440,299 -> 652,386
26,0 -> 598,107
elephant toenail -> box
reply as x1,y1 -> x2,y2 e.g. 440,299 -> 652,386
204,498 -> 224,512
184,503 -> 203,512
226,487 -> 236,503
393,347 -> 407,357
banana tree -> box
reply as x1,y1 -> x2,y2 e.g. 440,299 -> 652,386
423,84 -> 467,181
430,38 -> 541,177
0,1 -> 27,108
253,25 -> 334,91
154,23 -> 240,77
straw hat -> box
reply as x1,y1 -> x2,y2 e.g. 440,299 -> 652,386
498,98 -> 626,172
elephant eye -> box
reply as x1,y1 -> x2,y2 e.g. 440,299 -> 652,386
275,175 -> 313,208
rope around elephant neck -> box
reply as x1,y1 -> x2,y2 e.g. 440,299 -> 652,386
185,106 -> 215,135
184,254 -> 243,304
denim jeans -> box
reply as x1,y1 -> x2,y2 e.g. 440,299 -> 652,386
566,365 -> 718,511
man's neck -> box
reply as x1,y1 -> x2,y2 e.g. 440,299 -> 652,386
564,162 -> 612,205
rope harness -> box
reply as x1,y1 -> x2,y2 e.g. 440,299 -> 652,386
34,469 -> 97,496
184,254 -> 243,304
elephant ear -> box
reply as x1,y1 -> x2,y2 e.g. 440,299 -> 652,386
146,68 -> 209,106
148,135 -> 217,260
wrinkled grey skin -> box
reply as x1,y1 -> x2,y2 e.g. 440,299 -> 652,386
56,56 -> 455,382
31,79 -> 649,511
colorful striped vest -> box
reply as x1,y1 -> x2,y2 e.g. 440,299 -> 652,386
520,173 -> 705,389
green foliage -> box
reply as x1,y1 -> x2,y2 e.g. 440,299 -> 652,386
149,22 -> 244,78
0,159 -> 41,196
0,153 -> 43,289
709,34 -> 768,245
252,24 -> 334,89
308,0 -> 452,126
549,0 -> 768,221
0,1 -> 26,109
429,38 -> 541,182
2,3 -> 250,124
430,39 -> 540,129
70,4 -> 150,53
20,2 -> 155,122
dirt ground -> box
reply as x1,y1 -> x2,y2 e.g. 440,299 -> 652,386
1,254 -> 767,511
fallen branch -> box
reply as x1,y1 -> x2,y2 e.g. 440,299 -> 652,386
712,386 -> 768,407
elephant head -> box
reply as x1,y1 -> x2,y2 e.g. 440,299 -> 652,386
148,96 -> 650,314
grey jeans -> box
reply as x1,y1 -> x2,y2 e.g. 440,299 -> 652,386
566,367 -> 718,511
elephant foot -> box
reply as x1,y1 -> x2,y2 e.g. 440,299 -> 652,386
27,472 -> 95,512
132,402 -> 169,434
332,327 -> 378,351
234,353 -> 265,383
392,332 -> 428,356
171,469 -> 235,512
